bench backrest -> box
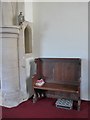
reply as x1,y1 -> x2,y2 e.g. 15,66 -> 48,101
35,58 -> 81,86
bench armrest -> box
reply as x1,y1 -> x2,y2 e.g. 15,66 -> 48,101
32,74 -> 38,86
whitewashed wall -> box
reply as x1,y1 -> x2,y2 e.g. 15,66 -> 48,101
33,2 -> 88,100
24,1 -> 33,22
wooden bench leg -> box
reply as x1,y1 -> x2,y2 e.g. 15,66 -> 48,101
33,91 -> 37,103
77,99 -> 81,111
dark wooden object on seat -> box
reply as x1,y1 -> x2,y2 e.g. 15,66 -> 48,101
32,58 -> 81,111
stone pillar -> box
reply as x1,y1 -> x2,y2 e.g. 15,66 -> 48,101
2,2 -> 24,26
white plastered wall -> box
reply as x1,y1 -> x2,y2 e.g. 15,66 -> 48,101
33,2 -> 88,100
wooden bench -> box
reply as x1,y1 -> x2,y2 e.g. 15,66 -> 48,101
32,58 -> 81,111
